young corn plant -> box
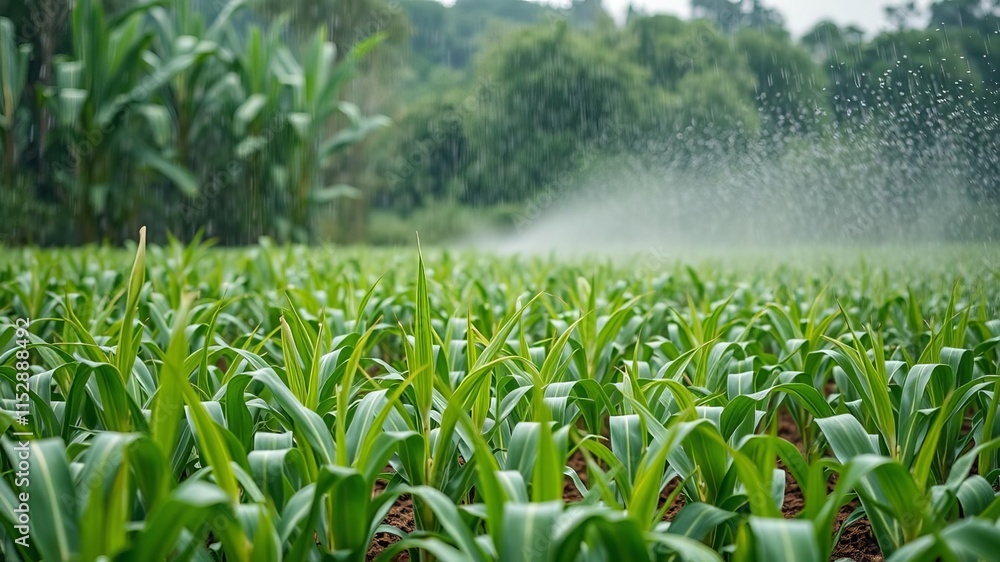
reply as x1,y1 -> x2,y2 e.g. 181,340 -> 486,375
0,238 -> 998,561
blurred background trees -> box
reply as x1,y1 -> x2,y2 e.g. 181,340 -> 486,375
1,0 -> 998,245
0,0 -> 390,244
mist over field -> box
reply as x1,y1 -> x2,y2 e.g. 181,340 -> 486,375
476,129 -> 999,254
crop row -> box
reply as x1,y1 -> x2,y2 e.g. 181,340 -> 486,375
0,235 -> 998,561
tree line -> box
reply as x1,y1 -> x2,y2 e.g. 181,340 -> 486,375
374,0 -> 1000,218
2,0 -> 999,245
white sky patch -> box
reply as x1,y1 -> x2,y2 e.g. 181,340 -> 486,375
538,0 -> 934,37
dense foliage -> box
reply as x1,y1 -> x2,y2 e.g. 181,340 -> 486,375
0,0 -> 388,245
376,0 -> 1000,222
2,0 -> 1000,245
0,237 -> 999,560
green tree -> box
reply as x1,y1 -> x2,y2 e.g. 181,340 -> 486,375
568,0 -> 613,29
375,91 -> 475,209
624,15 -> 758,143
929,0 -> 999,30
2,0 -> 388,244
465,22 -> 650,204
885,1 -> 922,29
735,28 -> 829,136
251,0 -> 406,55
832,28 -> 996,200
400,0 -> 556,71
625,16 -> 748,91
691,0 -> 783,33
662,68 -> 759,161
187,22 -> 389,243
0,17 -> 30,186
691,0 -> 743,32
801,20 -> 864,61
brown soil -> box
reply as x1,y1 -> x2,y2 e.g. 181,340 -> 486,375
563,448 -> 686,520
781,463 -> 805,518
660,476 -> 686,521
563,449 -> 588,503
961,414 -> 973,435
777,408 -> 806,454
830,509 -> 883,562
776,408 -> 882,561
365,407 -> 884,561
779,463 -> 882,561
824,379 -> 837,396
366,479 -> 414,562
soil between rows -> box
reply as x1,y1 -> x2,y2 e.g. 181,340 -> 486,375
365,408 -> 883,561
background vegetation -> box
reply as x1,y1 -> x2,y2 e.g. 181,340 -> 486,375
1,0 -> 999,245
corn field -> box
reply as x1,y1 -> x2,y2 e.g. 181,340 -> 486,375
1,233 -> 999,561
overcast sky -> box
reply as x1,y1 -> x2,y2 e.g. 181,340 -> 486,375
599,0 -> 931,36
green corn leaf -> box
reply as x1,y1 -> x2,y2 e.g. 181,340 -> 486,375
500,501 -> 562,562
116,226 -> 146,383
150,292 -> 193,474
748,517 -> 820,562
25,439 -> 79,562
668,502 -> 738,541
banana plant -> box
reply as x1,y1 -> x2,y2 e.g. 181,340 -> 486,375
269,27 -> 390,242
146,0 -> 248,179
46,0 -> 209,242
